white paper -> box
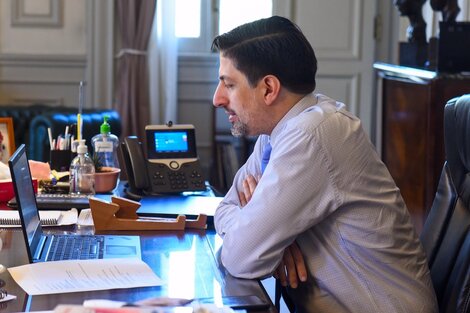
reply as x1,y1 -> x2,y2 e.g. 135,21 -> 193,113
0,209 -> 78,228
77,209 -> 94,226
59,209 -> 79,226
8,258 -> 163,295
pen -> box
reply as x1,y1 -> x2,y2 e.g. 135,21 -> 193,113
71,135 -> 76,152
79,81 -> 84,115
48,128 -> 53,150
77,81 -> 85,142
77,113 -> 81,142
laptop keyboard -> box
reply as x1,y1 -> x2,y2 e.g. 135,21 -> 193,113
47,235 -> 105,261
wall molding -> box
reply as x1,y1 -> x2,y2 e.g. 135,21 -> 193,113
10,97 -> 63,106
179,53 -> 218,64
0,53 -> 85,67
0,53 -> 86,106
11,0 -> 63,28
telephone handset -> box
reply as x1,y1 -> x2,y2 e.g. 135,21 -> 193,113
121,124 -> 206,197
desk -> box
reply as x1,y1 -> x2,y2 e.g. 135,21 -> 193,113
0,227 -> 275,312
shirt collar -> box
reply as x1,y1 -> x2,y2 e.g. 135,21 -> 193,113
269,93 -> 318,146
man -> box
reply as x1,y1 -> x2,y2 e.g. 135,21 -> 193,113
212,16 -> 438,312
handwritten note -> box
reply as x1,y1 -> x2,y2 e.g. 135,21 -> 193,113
8,258 -> 163,295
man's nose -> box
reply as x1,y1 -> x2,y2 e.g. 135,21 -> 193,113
213,83 -> 226,108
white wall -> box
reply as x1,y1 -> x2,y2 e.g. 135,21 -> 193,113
0,0 -> 87,107
0,0 -> 86,55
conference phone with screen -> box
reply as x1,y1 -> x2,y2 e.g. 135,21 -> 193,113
121,123 -> 206,196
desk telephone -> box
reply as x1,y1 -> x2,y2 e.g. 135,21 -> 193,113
121,124 -> 206,196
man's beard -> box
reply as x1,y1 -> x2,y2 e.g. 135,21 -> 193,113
231,120 -> 248,137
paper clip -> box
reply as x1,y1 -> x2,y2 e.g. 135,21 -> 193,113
0,278 -> 6,300
0,289 -> 7,300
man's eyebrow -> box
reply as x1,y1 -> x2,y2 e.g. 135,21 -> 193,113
219,75 -> 233,82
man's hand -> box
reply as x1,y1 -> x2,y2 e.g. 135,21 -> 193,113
273,241 -> 307,288
238,175 -> 258,207
238,175 -> 308,288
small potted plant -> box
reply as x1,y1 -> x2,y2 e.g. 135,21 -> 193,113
92,153 -> 121,193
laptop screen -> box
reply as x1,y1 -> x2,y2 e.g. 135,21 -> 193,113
8,144 -> 43,260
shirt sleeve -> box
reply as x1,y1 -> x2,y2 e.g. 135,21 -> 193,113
214,126 -> 340,279
214,136 -> 266,237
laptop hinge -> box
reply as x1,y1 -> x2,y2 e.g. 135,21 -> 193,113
33,236 -> 47,261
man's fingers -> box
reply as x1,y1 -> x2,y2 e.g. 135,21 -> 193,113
290,242 -> 307,282
242,175 -> 258,203
283,248 -> 299,288
239,175 -> 259,207
242,179 -> 252,203
276,261 -> 288,287
239,192 -> 247,207
245,175 -> 258,195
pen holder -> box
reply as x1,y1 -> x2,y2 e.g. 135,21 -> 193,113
50,150 -> 74,172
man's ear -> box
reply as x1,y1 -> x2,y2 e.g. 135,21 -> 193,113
261,75 -> 281,106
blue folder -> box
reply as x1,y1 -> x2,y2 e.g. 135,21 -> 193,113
137,195 -> 223,229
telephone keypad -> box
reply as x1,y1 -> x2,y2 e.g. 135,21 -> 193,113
168,172 -> 188,190
147,161 -> 206,193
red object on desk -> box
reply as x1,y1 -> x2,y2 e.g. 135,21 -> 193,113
0,178 -> 38,202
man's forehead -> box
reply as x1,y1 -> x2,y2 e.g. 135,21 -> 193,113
218,55 -> 233,70
218,56 -> 240,78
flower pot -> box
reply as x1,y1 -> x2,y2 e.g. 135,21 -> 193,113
94,167 -> 121,193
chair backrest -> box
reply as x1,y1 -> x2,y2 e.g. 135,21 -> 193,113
420,94 -> 470,313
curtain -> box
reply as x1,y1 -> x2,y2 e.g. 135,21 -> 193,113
148,0 -> 178,125
114,0 -> 156,140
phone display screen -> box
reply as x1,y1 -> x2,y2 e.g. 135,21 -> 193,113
146,128 -> 197,159
154,131 -> 188,153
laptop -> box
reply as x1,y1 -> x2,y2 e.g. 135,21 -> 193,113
8,144 -> 141,263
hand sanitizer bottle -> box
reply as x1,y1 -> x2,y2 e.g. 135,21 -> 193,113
69,139 -> 95,195
91,115 -> 120,169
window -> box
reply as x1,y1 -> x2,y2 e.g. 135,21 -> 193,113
175,0 -> 201,38
218,0 -> 272,34
176,0 -> 273,53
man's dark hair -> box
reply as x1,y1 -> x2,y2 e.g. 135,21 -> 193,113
212,16 -> 317,94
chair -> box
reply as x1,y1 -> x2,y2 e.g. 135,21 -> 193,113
420,94 -> 470,313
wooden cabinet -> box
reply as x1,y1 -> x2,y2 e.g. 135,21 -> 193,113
374,63 -> 470,233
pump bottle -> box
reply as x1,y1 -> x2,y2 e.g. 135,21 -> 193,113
91,115 -> 120,169
69,139 -> 95,195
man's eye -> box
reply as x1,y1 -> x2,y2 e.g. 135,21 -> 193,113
225,84 -> 234,89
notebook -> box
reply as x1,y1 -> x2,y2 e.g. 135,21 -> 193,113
0,209 -> 77,227
8,144 -> 141,263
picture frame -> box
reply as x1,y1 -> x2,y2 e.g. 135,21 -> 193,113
0,117 -> 16,164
